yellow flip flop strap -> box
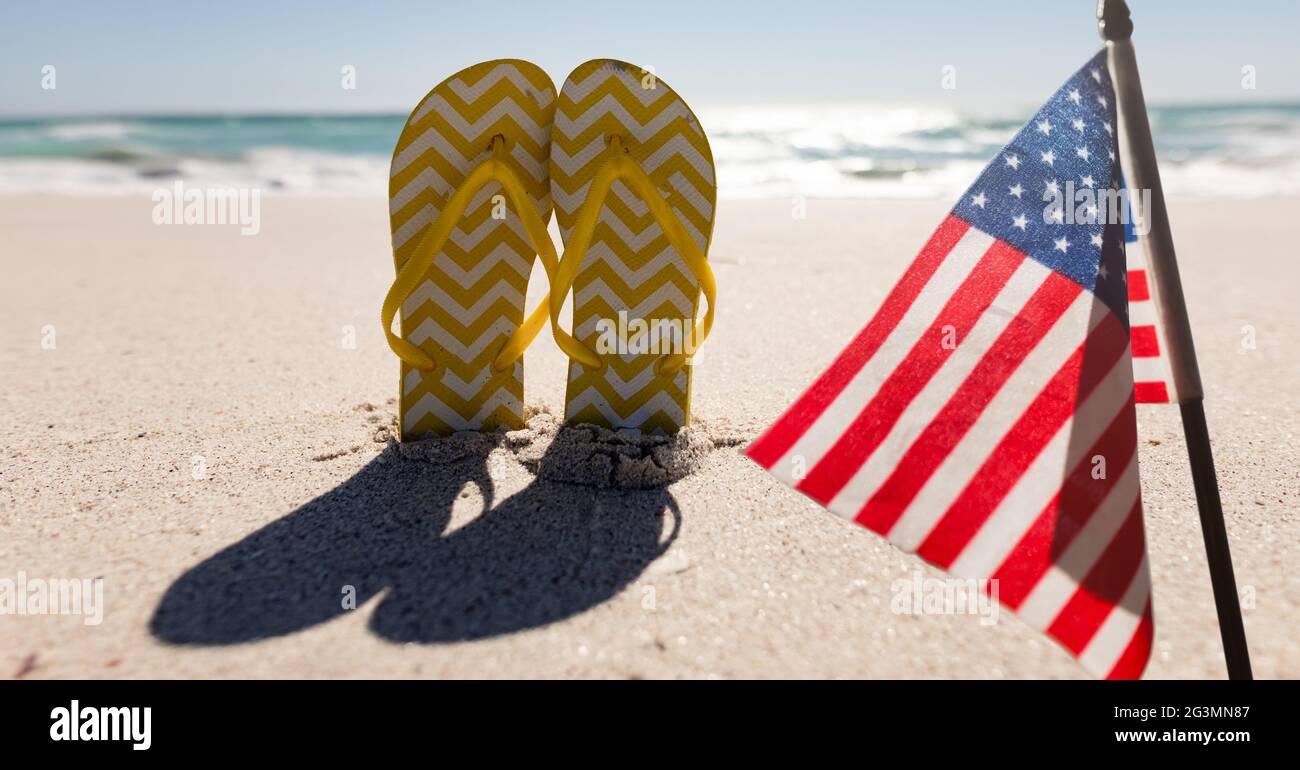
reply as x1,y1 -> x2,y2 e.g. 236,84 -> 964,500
548,135 -> 716,377
381,135 -> 558,373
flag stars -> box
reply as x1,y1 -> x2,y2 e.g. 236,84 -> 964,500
1041,149 -> 1056,166
1054,237 -> 1070,253
1008,182 -> 1023,198
1081,175 -> 1095,188
1091,68 -> 1102,83
1005,154 -> 1021,170
1037,119 -> 1053,136
1076,146 -> 1091,161
1012,214 -> 1028,230
1072,118 -> 1086,132
1091,232 -> 1104,247
1103,121 -> 1114,136
1068,88 -> 1082,105
1097,94 -> 1109,108
971,191 -> 987,208
1098,263 -> 1110,279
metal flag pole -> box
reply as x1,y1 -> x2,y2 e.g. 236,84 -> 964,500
1098,0 -> 1252,679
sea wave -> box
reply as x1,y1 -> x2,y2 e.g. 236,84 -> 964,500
1,105 -> 1297,198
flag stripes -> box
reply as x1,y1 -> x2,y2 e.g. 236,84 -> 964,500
747,210 -> 1153,678
746,216 -> 971,467
1124,212 -> 1176,403
742,55 -> 1156,678
847,272 -> 1087,533
795,239 -> 1025,502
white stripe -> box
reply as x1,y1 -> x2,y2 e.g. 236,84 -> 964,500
947,347 -> 1135,578
1127,300 -> 1158,327
403,387 -> 521,432
402,279 -> 524,320
675,207 -> 708,250
1015,454 -> 1142,629
390,167 -> 451,215
768,228 -> 995,484
406,317 -> 514,361
571,207 -> 666,251
1076,556 -> 1150,678
572,244 -> 690,295
575,277 -> 694,319
403,368 -> 424,396
561,66 -> 669,106
392,203 -> 438,251
551,137 -> 615,185
1131,353 -> 1171,384
1124,243 -> 1148,269
575,295 -> 693,341
596,363 -> 688,399
394,97 -> 547,177
430,242 -> 532,290
441,366 -> 498,401
670,171 -> 714,220
640,134 -> 714,184
565,386 -> 684,427
443,66 -> 553,110
392,127 -> 473,180
885,293 -> 1111,549
394,199 -> 529,252
554,95 -> 696,144
825,260 -> 1062,518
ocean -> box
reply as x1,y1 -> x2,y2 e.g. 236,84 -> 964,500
2,103 -> 1297,199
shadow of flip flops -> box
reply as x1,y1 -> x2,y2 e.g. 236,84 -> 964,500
150,440 -> 680,645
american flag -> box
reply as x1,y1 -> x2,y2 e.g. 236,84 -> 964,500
746,52 -> 1154,679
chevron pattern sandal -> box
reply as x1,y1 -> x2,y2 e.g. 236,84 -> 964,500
382,60 -> 559,439
548,59 -> 718,434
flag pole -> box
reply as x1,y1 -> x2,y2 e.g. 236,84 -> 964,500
1098,0 -> 1252,679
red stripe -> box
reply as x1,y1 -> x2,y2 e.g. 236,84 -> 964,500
855,272 -> 1083,535
745,216 -> 971,469
1133,381 -> 1169,403
1130,325 -> 1160,357
1105,600 -> 1155,680
915,312 -> 1129,568
1127,270 -> 1150,302
1047,506 -> 1148,653
795,240 -> 1024,504
992,398 -> 1140,610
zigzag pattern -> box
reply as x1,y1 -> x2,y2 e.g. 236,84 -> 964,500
391,60 -> 556,439
550,60 -> 716,434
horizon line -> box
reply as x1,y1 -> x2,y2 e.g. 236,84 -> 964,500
3,97 -> 1298,122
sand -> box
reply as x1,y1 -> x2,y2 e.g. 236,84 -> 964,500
1,195 -> 1295,679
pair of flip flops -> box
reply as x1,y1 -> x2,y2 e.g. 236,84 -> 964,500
382,59 -> 717,441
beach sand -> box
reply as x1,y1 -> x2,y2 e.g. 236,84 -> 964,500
1,195 -> 1295,679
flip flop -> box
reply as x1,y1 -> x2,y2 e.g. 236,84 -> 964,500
548,59 -> 718,434
381,60 -> 559,439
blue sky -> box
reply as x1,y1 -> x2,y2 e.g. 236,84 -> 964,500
3,0 -> 1297,115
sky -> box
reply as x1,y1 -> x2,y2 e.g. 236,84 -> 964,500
2,0 -> 1297,116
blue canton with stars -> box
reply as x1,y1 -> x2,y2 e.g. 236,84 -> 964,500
953,50 -> 1130,325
